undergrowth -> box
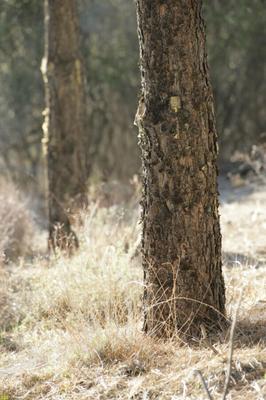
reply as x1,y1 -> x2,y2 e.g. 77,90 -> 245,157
0,183 -> 265,399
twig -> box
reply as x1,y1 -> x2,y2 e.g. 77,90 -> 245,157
194,369 -> 214,400
221,290 -> 243,400
200,324 -> 220,355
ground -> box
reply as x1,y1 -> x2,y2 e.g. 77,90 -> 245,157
0,178 -> 265,399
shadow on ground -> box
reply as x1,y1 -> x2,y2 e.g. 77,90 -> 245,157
235,318 -> 266,347
223,252 -> 265,268
218,176 -> 255,204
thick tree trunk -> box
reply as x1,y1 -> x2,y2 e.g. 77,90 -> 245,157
42,0 -> 89,251
135,0 -> 226,338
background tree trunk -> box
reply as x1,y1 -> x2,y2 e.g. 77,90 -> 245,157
42,0 -> 89,250
135,0 -> 226,338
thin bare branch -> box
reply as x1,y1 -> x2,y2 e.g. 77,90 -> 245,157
194,369 -> 214,400
222,290 -> 243,400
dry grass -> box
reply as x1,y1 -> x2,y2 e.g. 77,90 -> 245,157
0,182 -> 265,399
0,181 -> 38,265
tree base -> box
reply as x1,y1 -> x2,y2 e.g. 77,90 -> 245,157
48,223 -> 79,255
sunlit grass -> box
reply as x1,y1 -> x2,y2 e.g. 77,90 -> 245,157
0,184 -> 265,399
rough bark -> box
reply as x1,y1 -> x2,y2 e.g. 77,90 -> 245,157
135,0 -> 226,338
42,0 -> 89,251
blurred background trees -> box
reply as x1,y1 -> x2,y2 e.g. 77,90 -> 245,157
0,0 -> 265,204
0,0 -> 43,196
205,0 -> 266,164
42,0 -> 89,249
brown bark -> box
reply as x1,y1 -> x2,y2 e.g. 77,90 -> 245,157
42,0 -> 89,251
135,0 -> 226,338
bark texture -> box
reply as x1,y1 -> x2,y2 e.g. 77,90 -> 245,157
135,0 -> 226,338
42,0 -> 89,250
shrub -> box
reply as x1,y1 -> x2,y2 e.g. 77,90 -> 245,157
0,181 -> 35,264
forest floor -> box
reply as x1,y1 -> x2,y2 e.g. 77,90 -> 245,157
0,177 -> 265,400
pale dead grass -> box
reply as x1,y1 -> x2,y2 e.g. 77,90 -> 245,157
0,184 -> 265,399
221,189 -> 266,263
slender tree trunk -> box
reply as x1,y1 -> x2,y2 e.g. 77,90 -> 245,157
135,0 -> 226,338
42,0 -> 89,251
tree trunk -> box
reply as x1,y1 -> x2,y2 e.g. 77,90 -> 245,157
135,0 -> 226,338
42,0 -> 89,251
